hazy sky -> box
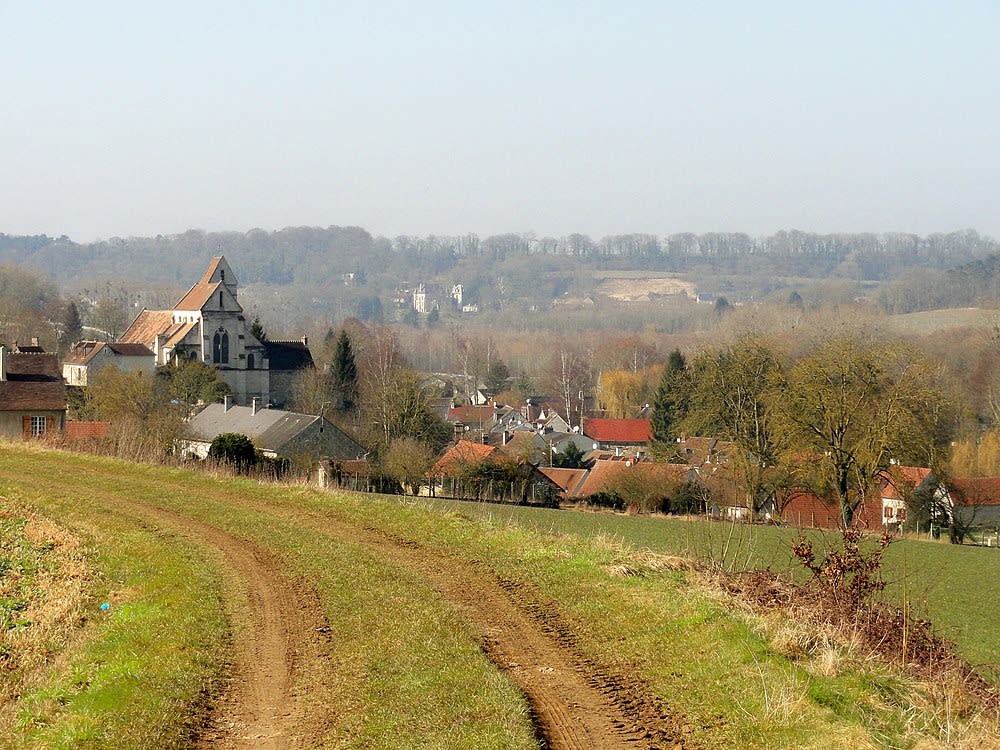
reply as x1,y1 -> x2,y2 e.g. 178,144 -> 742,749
3,1 -> 998,242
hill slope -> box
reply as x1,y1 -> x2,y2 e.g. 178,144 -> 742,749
1,445 -> 996,749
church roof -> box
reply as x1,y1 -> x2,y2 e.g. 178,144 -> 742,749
199,256 -> 226,285
174,281 -> 223,311
119,310 -> 176,346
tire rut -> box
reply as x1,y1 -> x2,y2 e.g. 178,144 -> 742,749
113,501 -> 332,749
281,509 -> 685,750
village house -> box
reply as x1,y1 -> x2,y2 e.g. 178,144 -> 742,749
180,396 -> 365,466
0,346 -> 66,439
116,256 -> 313,407
62,341 -> 155,386
582,417 -> 652,455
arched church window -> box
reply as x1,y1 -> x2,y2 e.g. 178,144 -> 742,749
247,353 -> 254,370
213,329 -> 229,364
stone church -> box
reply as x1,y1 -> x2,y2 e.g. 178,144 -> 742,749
118,256 -> 312,407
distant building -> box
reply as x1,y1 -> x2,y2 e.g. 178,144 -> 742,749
63,341 -> 154,386
0,347 -> 66,439
413,284 -> 428,313
116,256 -> 312,407
180,396 -> 365,464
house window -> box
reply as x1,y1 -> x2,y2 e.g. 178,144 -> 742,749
213,329 -> 230,364
30,416 -> 46,437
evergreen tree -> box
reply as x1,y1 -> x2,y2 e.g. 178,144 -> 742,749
553,440 -> 585,468
59,301 -> 83,354
650,348 -> 689,457
331,330 -> 358,410
249,317 -> 267,343
485,357 -> 510,393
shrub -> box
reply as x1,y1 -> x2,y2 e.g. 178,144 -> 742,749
207,433 -> 257,471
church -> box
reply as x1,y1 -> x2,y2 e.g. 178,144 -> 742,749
118,256 -> 312,407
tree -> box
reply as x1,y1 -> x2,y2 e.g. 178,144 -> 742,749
777,337 -> 951,528
91,297 -> 128,341
364,368 -> 450,454
88,366 -> 183,456
485,357 -> 510,393
382,437 -> 437,494
360,327 -> 450,454
331,330 -> 358,411
208,432 -> 257,470
249,317 -> 267,343
597,369 -> 646,418
684,339 -> 784,514
650,349 -> 688,455
59,301 -> 83,354
548,347 -> 591,430
552,440 -> 585,468
161,359 -> 230,408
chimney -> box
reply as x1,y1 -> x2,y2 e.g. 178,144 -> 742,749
223,395 -> 232,411
252,397 -> 260,416
30,336 -> 38,348
301,335 -> 308,346
0,345 -> 6,382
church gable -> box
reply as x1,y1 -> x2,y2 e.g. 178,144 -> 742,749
199,256 -> 238,297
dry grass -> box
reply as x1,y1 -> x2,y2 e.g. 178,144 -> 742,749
0,498 -> 91,704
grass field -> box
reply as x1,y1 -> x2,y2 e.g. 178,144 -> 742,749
404,498 -> 1000,672
1,445 -> 998,749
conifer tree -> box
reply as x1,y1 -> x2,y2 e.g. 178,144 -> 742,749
331,330 -> 358,410
59,301 -> 84,354
650,348 -> 688,455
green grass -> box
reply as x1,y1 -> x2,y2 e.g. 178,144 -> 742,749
1,445 -> 997,749
397,497 -> 1000,672
0,487 -> 228,749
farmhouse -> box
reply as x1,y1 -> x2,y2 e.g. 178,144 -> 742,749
0,346 -> 66,439
62,341 -> 154,386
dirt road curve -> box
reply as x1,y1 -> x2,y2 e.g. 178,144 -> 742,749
354,528 -> 681,750
119,498 -> 681,750
119,502 -> 331,749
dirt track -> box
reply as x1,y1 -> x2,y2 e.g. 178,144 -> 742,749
117,502 -> 332,749
117,495 -> 681,750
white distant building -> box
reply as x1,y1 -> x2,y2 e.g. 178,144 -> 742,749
413,283 -> 428,313
450,283 -> 464,306
62,341 -> 154,386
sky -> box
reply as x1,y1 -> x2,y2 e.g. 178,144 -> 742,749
2,1 -> 998,242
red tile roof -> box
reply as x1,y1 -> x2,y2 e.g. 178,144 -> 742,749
430,440 -> 499,476
119,310 -> 176,346
174,281 -> 223,311
575,459 -> 690,498
950,477 -> 1000,506
583,418 -> 652,444
537,467 -> 588,496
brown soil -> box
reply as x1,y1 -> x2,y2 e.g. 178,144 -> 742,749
115,494 -> 683,750
114,502 -> 333,750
